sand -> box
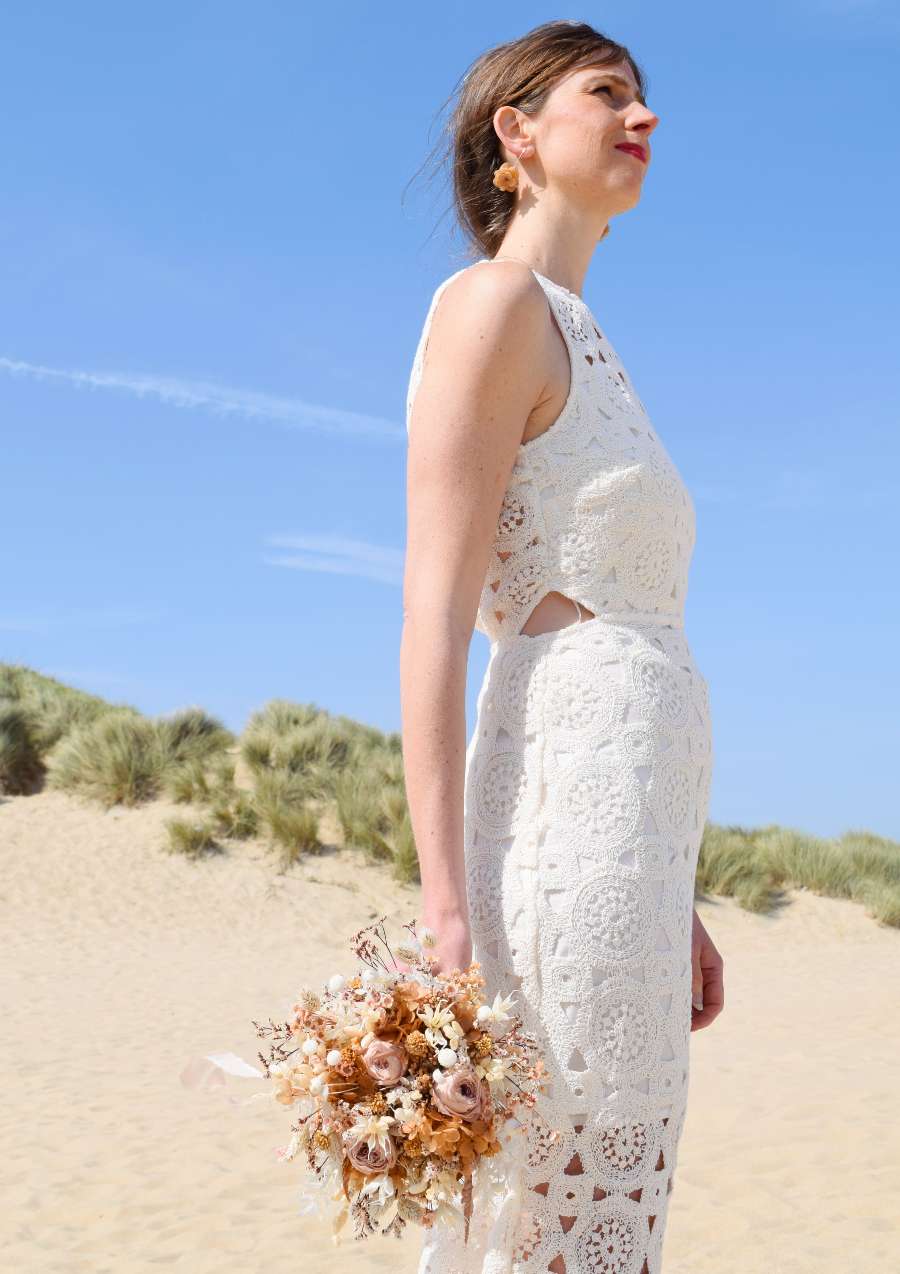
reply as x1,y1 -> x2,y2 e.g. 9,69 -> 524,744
1,787 -> 897,1272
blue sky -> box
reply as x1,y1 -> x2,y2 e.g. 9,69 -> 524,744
2,3 -> 898,841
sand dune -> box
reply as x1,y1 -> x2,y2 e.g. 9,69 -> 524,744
1,788 -> 897,1272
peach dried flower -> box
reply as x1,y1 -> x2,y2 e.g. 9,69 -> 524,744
346,1134 -> 397,1176
361,1038 -> 408,1087
431,1063 -> 490,1122
405,1030 -> 429,1058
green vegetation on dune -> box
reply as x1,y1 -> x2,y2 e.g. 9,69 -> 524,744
0,665 -> 413,879
0,663 -> 127,793
696,822 -> 900,928
1,663 -> 897,924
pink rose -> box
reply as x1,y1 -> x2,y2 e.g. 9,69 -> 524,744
346,1134 -> 397,1176
361,1038 -> 408,1087
431,1063 -> 490,1122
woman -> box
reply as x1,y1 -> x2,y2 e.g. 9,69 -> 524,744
402,20 -> 724,1274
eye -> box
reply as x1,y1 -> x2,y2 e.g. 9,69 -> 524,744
594,85 -> 614,96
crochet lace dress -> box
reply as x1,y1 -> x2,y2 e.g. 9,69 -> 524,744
405,257 -> 714,1273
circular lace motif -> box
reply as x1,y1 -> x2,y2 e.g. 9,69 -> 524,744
544,650 -> 621,738
465,851 -> 505,938
589,1113 -> 661,1187
588,981 -> 660,1077
620,725 -> 656,766
631,650 -> 689,728
557,512 -> 612,580
494,646 -> 544,732
524,1109 -> 570,1175
632,533 -> 675,595
572,874 -> 654,964
575,1201 -> 641,1273
473,751 -> 528,832
556,757 -> 643,851
606,508 -> 679,610
655,760 -> 694,834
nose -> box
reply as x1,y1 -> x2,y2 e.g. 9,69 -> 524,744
630,104 -> 659,135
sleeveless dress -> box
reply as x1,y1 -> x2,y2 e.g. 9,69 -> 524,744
405,258 -> 714,1274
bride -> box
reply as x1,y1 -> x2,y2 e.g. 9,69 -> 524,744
402,19 -> 724,1273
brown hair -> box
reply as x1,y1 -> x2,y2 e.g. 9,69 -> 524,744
407,20 -> 648,261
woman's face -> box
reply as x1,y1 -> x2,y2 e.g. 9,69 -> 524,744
514,59 -> 659,217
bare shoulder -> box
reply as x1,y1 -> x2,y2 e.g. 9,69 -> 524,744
413,260 -> 550,427
431,258 -> 549,346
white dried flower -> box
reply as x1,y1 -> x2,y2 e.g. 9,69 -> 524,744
327,974 -> 345,993
477,991 -> 518,1026
419,1004 -> 456,1032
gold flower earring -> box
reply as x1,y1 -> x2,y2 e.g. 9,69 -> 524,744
492,145 -> 533,192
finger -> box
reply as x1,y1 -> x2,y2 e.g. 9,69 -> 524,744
691,956 -> 704,1007
691,970 -> 724,1028
703,968 -> 724,1014
691,1002 -> 718,1030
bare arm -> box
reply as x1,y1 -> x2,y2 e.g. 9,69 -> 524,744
400,263 -> 550,974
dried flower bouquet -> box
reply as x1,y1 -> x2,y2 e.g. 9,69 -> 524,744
244,917 -> 547,1243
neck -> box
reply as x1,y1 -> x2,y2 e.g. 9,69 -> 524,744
491,210 -> 609,299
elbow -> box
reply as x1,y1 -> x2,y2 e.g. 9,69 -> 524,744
402,599 -> 473,655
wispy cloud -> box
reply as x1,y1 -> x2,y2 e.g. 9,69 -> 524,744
263,534 -> 404,585
0,606 -> 166,636
0,356 -> 404,441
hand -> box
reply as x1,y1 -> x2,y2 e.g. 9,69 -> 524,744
421,912 -> 472,978
690,907 -> 724,1032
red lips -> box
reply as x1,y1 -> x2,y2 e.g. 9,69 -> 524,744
615,143 -> 647,164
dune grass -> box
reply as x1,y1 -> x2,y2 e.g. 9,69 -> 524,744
0,666 -> 414,879
0,663 -> 118,794
2,663 -> 898,924
164,816 -> 222,860
697,821 -> 900,927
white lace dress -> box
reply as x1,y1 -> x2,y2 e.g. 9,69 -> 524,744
405,258 -> 714,1274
